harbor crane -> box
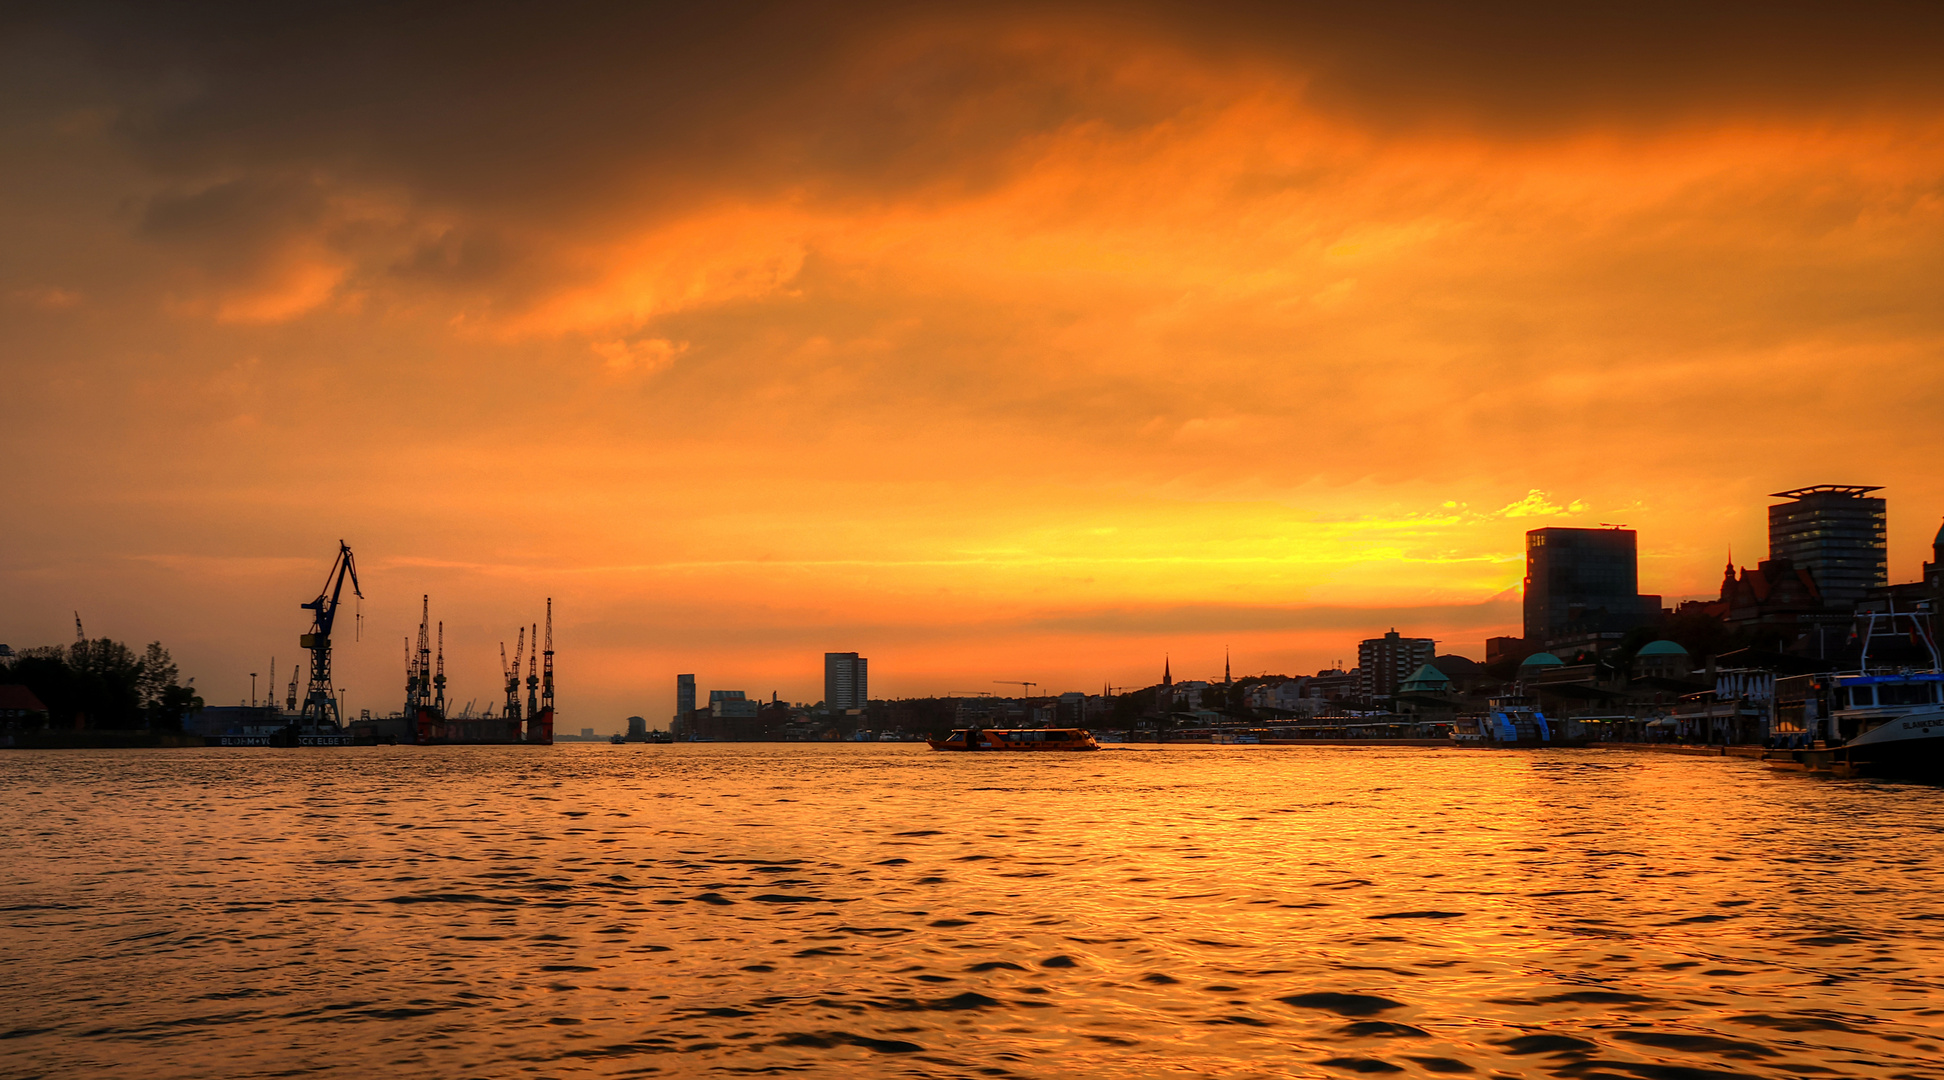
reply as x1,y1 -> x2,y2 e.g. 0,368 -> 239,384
433,620 -> 447,714
525,622 -> 540,718
993,680 -> 1038,698
541,599 -> 554,718
406,596 -> 433,714
502,627 -> 525,723
299,541 -> 361,728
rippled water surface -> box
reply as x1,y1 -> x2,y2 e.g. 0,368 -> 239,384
5,744 -> 1944,1079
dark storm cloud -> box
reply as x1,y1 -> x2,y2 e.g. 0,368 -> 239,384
18,1 -> 1159,218
7,0 -> 1940,319
15,1 -> 1944,217
1176,1 -> 1944,131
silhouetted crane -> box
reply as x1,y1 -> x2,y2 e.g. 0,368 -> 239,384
993,680 -> 1038,698
299,541 -> 362,728
407,596 -> 433,714
540,599 -> 554,717
525,622 -> 540,718
504,627 -> 525,724
434,620 -> 446,714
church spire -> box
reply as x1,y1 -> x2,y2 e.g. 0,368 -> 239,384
1225,649 -> 1232,686
1162,655 -> 1172,687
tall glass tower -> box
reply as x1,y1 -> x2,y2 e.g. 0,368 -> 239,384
675,673 -> 696,723
1523,526 -> 1655,643
1767,485 -> 1886,607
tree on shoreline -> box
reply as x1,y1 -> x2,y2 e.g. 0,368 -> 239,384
1,639 -> 201,731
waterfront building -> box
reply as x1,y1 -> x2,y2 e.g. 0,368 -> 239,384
1485,636 -> 1527,664
1522,526 -> 1662,648
1767,485 -> 1886,607
824,652 -> 869,709
675,673 -> 696,726
1246,678 -> 1311,711
1720,556 -> 1822,624
1306,667 -> 1360,702
1397,664 -> 1452,694
1393,664 -> 1456,715
710,689 -> 758,718
1358,629 -> 1434,700
0,684 -> 49,731
1057,691 -> 1088,725
1858,515 -> 1944,622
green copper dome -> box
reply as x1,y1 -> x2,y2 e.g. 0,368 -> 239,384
1399,664 -> 1452,692
1635,639 -> 1689,657
1519,652 -> 1564,667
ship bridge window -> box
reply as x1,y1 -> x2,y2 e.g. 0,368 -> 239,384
1848,687 -> 1875,708
1878,683 -> 1937,707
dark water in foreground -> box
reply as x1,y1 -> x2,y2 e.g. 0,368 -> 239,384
3,745 -> 1944,1080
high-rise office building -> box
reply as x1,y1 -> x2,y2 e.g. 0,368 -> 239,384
675,673 -> 696,724
824,652 -> 868,709
1523,527 -> 1659,644
1358,629 -> 1435,700
1767,485 -> 1886,607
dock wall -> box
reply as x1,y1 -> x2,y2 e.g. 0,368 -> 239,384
1597,742 -> 1766,759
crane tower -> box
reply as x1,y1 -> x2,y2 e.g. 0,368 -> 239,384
541,598 -> 554,716
299,541 -> 362,728
525,622 -> 540,718
503,627 -> 525,724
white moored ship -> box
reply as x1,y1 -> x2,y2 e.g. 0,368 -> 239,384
1795,612 -> 1944,778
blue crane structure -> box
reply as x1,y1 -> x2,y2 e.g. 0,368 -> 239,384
299,541 -> 362,729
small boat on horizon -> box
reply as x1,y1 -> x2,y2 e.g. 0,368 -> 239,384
928,727 -> 1101,751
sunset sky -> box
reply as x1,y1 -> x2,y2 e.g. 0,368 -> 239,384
5,3 -> 1944,725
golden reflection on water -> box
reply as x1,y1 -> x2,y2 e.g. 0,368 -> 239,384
3,744 -> 1943,1078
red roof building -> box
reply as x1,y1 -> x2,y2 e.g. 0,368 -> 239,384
0,684 -> 49,718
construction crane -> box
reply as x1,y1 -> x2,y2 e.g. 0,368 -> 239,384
993,680 -> 1038,698
947,690 -> 995,697
299,541 -> 362,728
